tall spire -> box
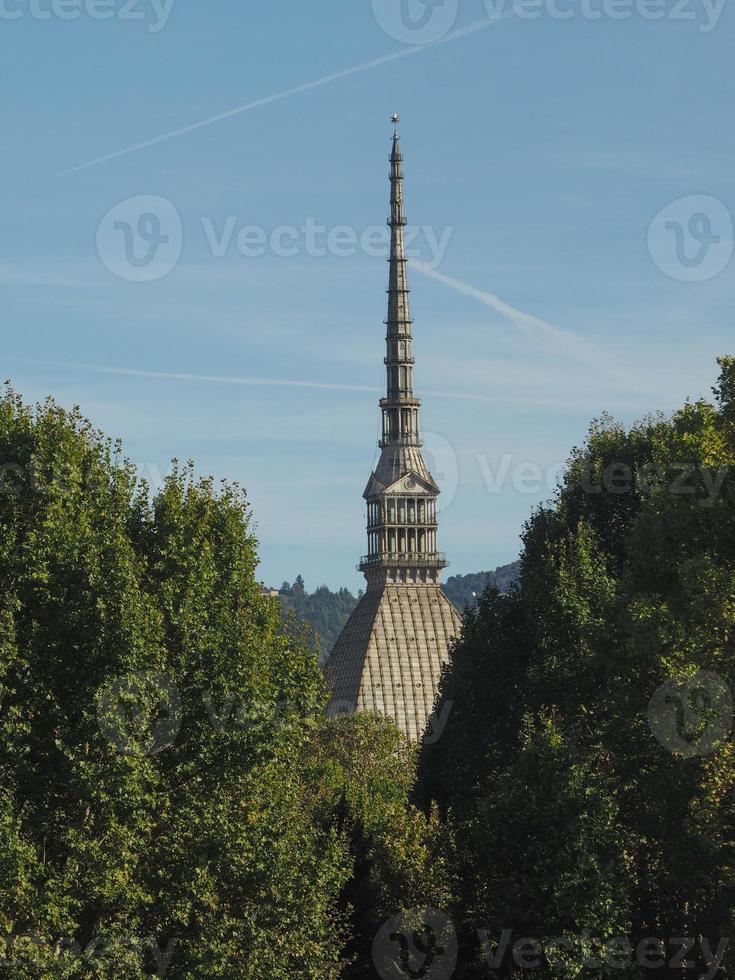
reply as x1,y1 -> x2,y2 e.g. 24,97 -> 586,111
387,114 -> 412,342
359,116 -> 446,587
381,114 -> 420,450
324,117 -> 461,741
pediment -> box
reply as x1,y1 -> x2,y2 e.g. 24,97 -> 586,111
363,473 -> 385,499
380,471 -> 437,496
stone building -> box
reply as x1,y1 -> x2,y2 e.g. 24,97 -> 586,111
325,118 -> 461,741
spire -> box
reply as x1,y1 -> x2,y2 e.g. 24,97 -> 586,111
324,116 -> 460,742
387,114 -> 412,346
358,115 -> 446,587
381,114 -> 420,449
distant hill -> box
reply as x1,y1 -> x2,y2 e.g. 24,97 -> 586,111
442,561 -> 520,610
277,576 -> 359,666
271,563 -> 520,665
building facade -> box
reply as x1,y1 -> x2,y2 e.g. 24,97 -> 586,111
325,118 -> 461,741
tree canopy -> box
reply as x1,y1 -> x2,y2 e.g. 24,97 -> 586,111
4,355 -> 735,978
418,358 -> 735,978
0,387 -> 356,977
0,385 -> 447,978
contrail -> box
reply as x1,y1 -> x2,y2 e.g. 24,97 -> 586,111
8,358 -> 617,409
13,359 -> 377,394
58,16 -> 508,176
409,260 -> 631,382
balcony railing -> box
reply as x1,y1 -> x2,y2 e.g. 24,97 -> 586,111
377,434 -> 423,448
379,395 -> 421,407
366,518 -> 438,529
359,552 -> 447,569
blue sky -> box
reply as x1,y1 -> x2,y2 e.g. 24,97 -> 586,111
2,0 -> 734,591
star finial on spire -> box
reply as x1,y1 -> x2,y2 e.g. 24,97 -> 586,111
391,113 -> 400,128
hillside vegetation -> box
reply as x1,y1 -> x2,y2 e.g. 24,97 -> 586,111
442,562 -> 520,609
277,563 -> 520,665
278,577 -> 359,665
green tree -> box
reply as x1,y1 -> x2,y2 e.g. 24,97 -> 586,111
0,388 -> 350,978
307,713 -> 453,979
418,360 -> 735,977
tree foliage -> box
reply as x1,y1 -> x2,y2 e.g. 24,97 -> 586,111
418,359 -> 735,978
0,388 -> 351,978
306,713 -> 452,979
0,387 -> 447,978
7,353 -> 735,978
